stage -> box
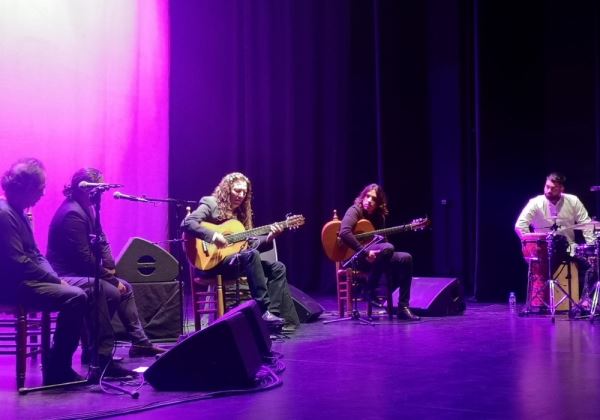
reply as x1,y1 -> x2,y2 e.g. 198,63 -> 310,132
1,297 -> 599,419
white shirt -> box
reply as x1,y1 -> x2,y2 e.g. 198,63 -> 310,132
515,193 -> 595,247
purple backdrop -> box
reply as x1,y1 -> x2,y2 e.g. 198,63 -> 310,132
0,1 -> 170,257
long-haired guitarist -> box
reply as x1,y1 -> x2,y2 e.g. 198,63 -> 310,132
182,172 -> 300,330
339,183 -> 420,321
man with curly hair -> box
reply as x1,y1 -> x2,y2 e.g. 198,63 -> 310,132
183,172 -> 299,329
339,183 -> 419,321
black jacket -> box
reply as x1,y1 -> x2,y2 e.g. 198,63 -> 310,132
182,195 -> 273,253
0,199 -> 61,302
47,199 -> 118,286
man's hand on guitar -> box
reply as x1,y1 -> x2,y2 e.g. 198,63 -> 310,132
212,232 -> 229,248
186,215 -> 305,270
366,250 -> 379,263
267,223 -> 284,243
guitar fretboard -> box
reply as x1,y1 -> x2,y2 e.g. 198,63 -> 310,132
225,220 -> 289,244
354,224 -> 414,240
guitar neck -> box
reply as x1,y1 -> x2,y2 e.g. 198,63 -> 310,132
355,224 -> 413,240
225,220 -> 288,244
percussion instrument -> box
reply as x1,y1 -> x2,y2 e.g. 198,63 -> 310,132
521,233 -> 573,310
574,242 -> 598,317
575,243 -> 598,260
572,220 -> 600,230
521,233 -> 549,308
521,232 -> 548,261
582,188 -> 600,321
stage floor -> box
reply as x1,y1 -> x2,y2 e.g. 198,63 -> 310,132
2,296 -> 600,419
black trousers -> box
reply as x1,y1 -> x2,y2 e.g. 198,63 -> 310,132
102,277 -> 150,345
355,242 -> 413,308
199,248 -> 299,324
16,276 -> 118,372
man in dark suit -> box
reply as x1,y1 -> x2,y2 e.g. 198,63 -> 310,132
47,168 -> 165,360
0,158 -> 88,385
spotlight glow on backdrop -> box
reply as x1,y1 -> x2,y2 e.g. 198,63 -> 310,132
0,0 -> 169,255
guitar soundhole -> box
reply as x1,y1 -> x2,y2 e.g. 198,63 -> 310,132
137,255 -> 156,276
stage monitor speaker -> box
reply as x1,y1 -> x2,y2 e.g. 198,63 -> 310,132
111,281 -> 181,340
115,237 -> 179,283
392,277 -> 465,316
289,284 -> 324,323
144,300 -> 269,391
221,299 -> 272,357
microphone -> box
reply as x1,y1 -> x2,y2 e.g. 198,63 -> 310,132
113,191 -> 149,203
78,181 -> 122,190
591,186 -> 600,192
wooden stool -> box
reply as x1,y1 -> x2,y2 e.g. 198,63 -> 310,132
336,267 -> 354,317
190,275 -> 245,330
336,268 -> 394,319
0,304 -> 51,392
325,209 -> 394,320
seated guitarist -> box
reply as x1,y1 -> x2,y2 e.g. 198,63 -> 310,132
182,172 -> 300,330
339,183 -> 420,321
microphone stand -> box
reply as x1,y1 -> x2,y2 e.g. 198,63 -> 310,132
340,235 -> 384,269
543,227 -> 583,324
585,187 -> 600,322
137,196 -> 198,207
136,195 -> 197,337
588,232 -> 600,322
324,235 -> 385,326
171,199 -> 197,337
89,192 -> 139,398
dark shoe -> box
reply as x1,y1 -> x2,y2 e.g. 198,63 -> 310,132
82,350 -> 123,364
281,322 -> 298,334
129,343 -> 167,358
43,367 -> 84,386
262,310 -> 285,324
104,361 -> 138,379
397,307 -> 420,321
88,364 -> 137,384
88,356 -> 137,383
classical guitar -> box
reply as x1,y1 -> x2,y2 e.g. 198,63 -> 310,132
321,217 -> 430,262
185,214 -> 305,270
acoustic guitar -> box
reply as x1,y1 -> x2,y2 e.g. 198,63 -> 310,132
321,217 -> 430,262
185,215 -> 305,270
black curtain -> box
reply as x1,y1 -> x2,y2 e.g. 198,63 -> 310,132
169,0 -> 377,294
475,1 -> 600,301
169,0 -> 600,302
168,0 -> 439,294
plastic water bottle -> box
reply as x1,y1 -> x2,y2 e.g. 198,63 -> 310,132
508,292 -> 517,313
